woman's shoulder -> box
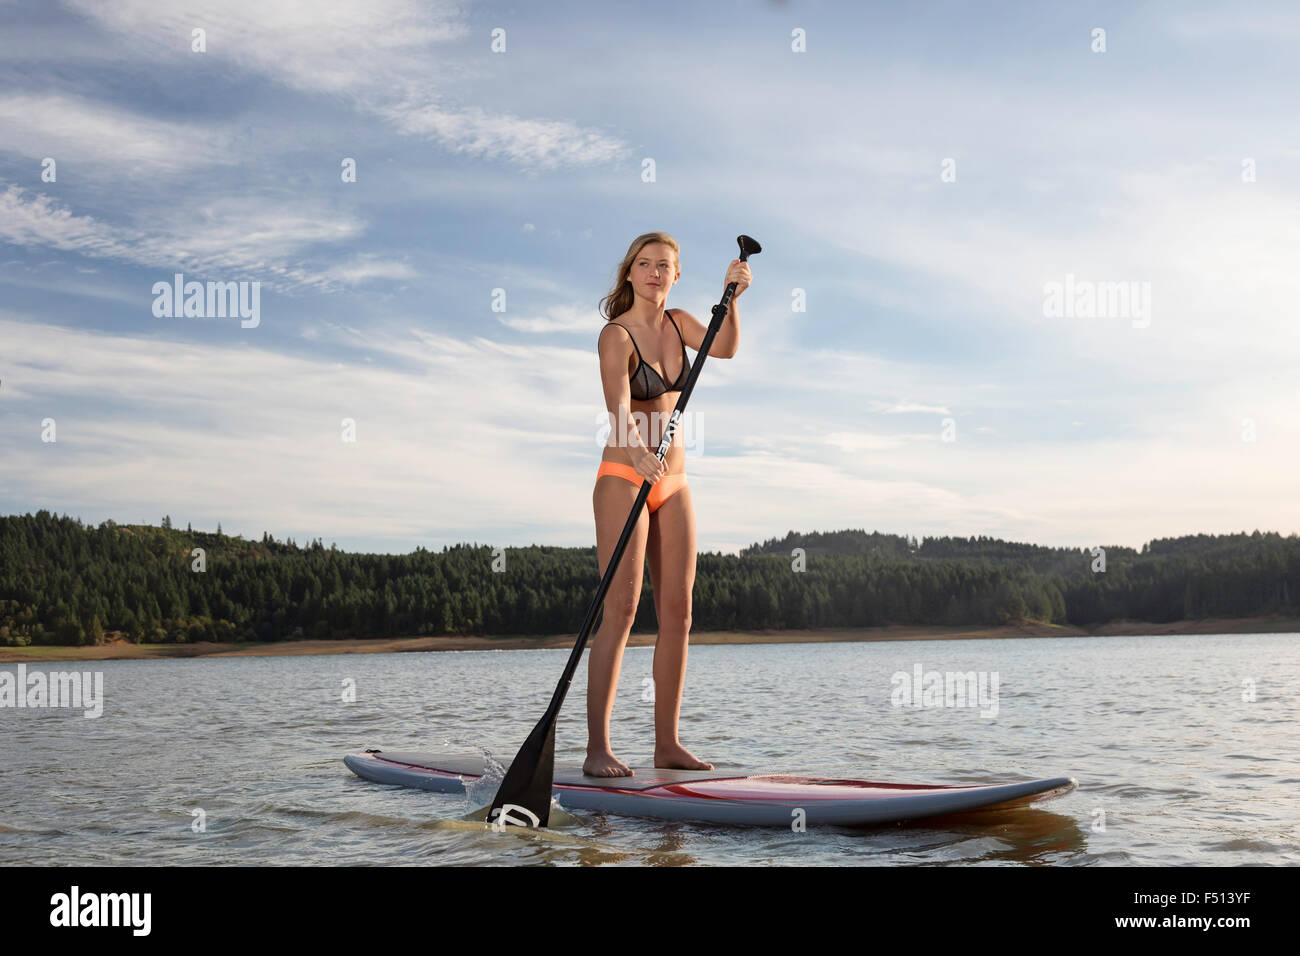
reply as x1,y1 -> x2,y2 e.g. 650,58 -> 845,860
598,319 -> 633,354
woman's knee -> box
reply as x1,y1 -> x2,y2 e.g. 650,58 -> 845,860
658,599 -> 692,632
601,597 -> 638,634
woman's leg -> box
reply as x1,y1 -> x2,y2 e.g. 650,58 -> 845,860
585,474 -> 649,777
645,484 -> 712,770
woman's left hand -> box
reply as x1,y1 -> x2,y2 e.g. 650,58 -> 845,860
724,259 -> 751,297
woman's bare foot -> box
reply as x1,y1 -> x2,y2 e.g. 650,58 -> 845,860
583,749 -> 634,777
653,742 -> 713,770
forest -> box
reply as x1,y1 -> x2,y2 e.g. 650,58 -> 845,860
1,511 -> 1296,646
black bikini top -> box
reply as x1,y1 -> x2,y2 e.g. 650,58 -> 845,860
605,310 -> 690,401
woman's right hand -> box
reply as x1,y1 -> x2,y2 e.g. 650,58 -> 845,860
631,448 -> 666,484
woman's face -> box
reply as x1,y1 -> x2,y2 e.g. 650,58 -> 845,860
628,243 -> 678,301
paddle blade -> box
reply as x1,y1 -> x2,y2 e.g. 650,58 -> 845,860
486,718 -> 556,828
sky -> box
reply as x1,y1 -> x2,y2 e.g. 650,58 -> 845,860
1,0 -> 1296,556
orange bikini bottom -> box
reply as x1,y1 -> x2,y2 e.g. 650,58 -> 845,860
596,461 -> 688,514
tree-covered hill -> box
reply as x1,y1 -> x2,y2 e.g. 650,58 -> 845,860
1,511 -> 1296,646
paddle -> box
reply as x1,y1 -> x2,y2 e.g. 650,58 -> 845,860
487,234 -> 762,828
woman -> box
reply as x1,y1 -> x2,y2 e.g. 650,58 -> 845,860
586,231 -> 751,777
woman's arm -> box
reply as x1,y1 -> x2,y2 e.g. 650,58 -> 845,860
671,258 -> 750,359
598,324 -> 666,481
673,301 -> 739,359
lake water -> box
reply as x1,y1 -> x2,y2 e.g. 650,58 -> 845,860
2,633 -> 1296,866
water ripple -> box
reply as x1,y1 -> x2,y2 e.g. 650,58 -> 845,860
2,632 -> 1297,865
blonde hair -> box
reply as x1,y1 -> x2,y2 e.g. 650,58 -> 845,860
598,231 -> 680,321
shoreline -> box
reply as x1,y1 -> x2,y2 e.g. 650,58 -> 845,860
1,615 -> 1297,663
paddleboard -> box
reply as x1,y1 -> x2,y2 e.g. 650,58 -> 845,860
344,749 -> 1078,827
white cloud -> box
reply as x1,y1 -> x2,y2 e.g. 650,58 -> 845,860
0,185 -> 374,291
496,304 -> 597,334
61,0 -> 628,172
0,315 -> 611,548
0,185 -> 146,257
318,256 -> 419,286
3,308 -> 1297,554
1165,9 -> 1300,41
374,102 -> 627,170
0,92 -> 240,174
878,401 -> 952,416
823,432 -> 914,453
62,0 -> 466,91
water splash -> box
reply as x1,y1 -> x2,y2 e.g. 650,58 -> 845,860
442,746 -> 583,829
